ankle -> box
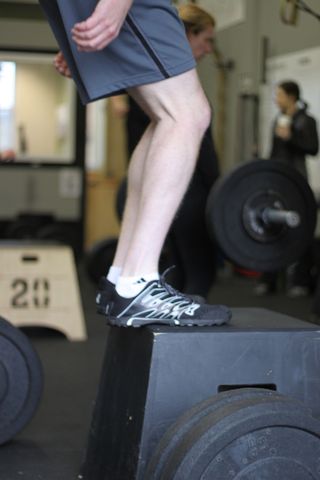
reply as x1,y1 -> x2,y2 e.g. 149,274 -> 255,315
116,272 -> 159,298
107,266 -> 122,284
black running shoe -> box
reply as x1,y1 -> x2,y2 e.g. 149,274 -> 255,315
96,276 -> 205,314
96,275 -> 231,328
96,277 -> 115,315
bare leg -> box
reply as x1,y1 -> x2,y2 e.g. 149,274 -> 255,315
112,122 -> 155,268
112,68 -> 211,277
97,70 -> 231,326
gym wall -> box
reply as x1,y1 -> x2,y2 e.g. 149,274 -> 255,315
198,0 -> 320,172
1,1 -> 319,174
0,3 -> 56,50
0,0 -> 319,247
16,63 -> 64,157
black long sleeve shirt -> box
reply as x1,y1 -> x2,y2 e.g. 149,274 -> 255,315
270,109 -> 319,177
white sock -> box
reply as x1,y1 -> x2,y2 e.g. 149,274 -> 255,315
116,272 -> 159,298
107,266 -> 122,285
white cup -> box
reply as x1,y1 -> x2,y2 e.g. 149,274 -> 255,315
277,114 -> 291,128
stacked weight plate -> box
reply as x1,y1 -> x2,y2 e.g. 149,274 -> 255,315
145,388 -> 320,479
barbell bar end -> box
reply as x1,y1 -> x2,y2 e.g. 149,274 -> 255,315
262,207 -> 301,228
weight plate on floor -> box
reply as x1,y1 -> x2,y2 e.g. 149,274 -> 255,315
36,223 -> 79,250
161,395 -> 320,480
5,219 -> 39,240
145,388 -> 306,480
0,316 -> 43,445
85,237 -> 118,284
206,160 -> 317,272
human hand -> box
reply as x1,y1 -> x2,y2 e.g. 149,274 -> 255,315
53,51 -> 72,78
275,125 -> 291,140
71,0 -> 133,52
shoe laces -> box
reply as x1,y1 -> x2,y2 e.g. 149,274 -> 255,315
159,266 -> 193,304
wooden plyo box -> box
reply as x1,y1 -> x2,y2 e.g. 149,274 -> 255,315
0,243 -> 87,341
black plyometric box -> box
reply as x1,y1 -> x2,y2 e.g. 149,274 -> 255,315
80,308 -> 320,480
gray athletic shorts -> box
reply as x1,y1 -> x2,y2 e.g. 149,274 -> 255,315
39,0 -> 196,104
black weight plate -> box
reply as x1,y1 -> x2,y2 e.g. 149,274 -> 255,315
144,388 -> 305,480
206,160 -> 317,272
85,237 -> 118,284
0,316 -> 43,445
36,224 -> 79,249
162,395 -> 320,480
202,427 -> 319,479
5,219 -> 39,240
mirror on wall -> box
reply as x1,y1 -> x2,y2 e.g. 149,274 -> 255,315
0,50 -> 77,164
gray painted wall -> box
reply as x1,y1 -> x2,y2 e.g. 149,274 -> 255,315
258,0 -> 320,57
0,18 -> 56,50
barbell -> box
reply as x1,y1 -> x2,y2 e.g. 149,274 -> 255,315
206,159 -> 317,272
86,159 -> 317,281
